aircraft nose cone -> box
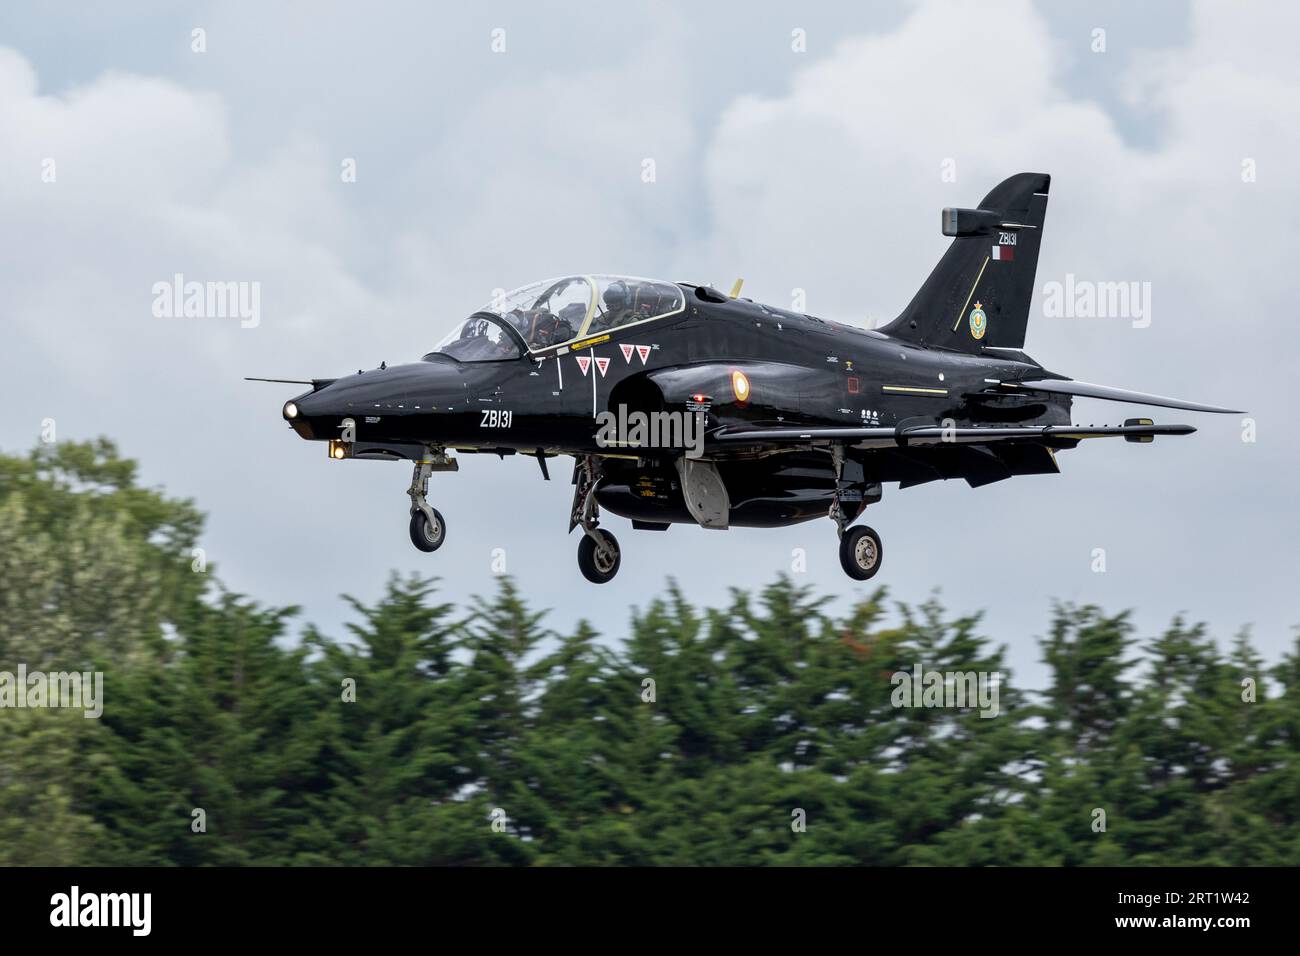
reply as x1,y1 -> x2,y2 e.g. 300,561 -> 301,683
289,374 -> 374,435
285,362 -> 460,441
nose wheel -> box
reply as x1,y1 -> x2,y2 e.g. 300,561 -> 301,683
409,507 -> 446,552
406,454 -> 449,553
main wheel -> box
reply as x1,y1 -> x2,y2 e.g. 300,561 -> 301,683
839,525 -> 882,580
577,529 -> 621,584
409,508 -> 446,553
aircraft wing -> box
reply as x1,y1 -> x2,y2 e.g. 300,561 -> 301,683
714,421 -> 1194,449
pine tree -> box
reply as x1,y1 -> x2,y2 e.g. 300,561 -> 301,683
294,575 -> 499,865
6,438 -> 1300,867
0,708 -> 106,866
89,593 -> 318,865
1023,604 -> 1142,865
521,620 -> 649,864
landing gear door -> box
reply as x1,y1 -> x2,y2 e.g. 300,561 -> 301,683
675,457 -> 730,529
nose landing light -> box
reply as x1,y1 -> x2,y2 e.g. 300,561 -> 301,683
283,401 -> 299,420
329,440 -> 350,460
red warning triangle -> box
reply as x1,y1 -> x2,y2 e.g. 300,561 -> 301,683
594,356 -> 610,377
575,355 -> 591,376
620,343 -> 634,363
636,345 -> 651,364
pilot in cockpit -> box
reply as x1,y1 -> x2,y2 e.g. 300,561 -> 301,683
515,307 -> 576,349
590,279 -> 633,334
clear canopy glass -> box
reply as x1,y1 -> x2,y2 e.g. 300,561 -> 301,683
433,275 -> 685,361
432,314 -> 522,362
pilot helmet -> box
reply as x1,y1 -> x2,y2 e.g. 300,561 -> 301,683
603,280 -> 630,312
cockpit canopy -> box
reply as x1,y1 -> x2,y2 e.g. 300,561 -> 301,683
433,275 -> 685,362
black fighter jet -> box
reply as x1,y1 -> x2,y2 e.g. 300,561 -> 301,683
253,173 -> 1239,583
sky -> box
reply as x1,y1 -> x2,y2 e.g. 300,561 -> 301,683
2,0 -> 1296,689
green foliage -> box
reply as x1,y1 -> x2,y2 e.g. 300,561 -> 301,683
0,440 -> 1295,865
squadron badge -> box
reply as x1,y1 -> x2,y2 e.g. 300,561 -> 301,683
968,301 -> 987,341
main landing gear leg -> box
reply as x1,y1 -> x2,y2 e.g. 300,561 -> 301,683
407,450 -> 448,553
570,456 -> 621,583
829,444 -> 883,581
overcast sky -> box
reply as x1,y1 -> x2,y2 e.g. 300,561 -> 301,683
3,0 -> 1295,688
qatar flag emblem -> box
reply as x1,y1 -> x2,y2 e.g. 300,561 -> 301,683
991,244 -> 1015,261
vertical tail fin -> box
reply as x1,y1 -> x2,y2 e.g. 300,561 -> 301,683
880,172 -> 1049,353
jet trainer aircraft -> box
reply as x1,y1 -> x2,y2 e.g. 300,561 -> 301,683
254,173 -> 1239,583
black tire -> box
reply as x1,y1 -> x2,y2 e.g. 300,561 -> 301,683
839,525 -> 882,580
409,508 -> 446,553
577,529 -> 621,583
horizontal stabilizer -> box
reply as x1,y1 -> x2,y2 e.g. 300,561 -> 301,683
1004,379 -> 1242,414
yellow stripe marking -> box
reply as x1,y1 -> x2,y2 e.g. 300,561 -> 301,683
953,256 -> 991,332
882,385 -> 949,396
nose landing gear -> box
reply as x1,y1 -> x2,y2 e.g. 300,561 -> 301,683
406,450 -> 453,553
